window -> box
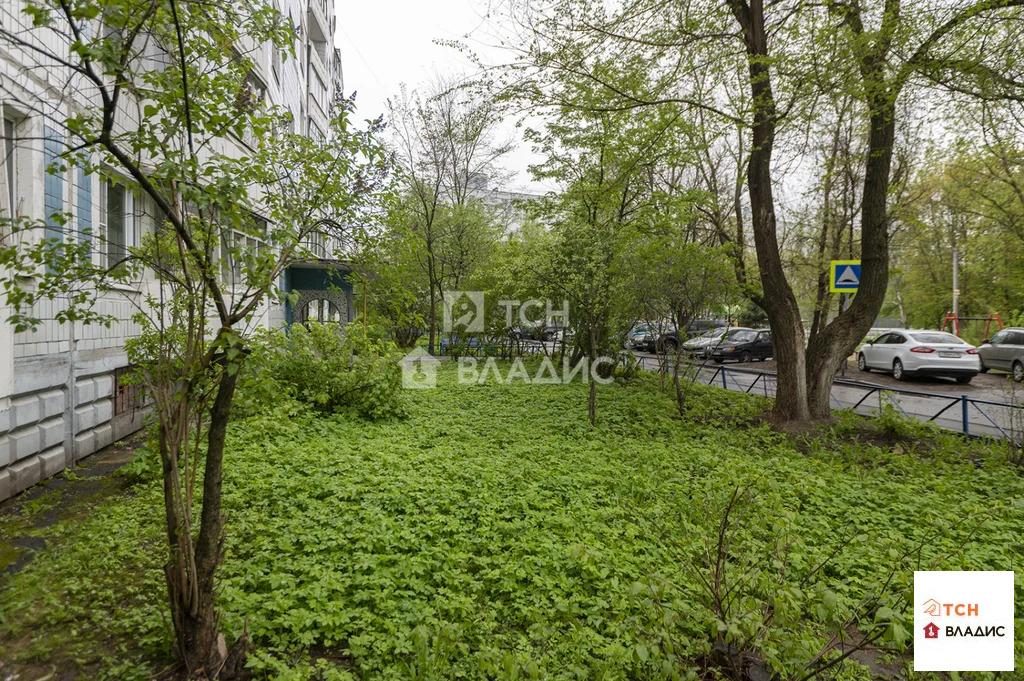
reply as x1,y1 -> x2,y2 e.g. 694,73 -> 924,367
103,179 -> 128,266
77,166 -> 92,262
271,4 -> 282,83
113,364 -> 147,415
43,126 -> 64,243
910,332 -> 964,344
308,118 -> 323,141
221,216 -> 267,285
303,298 -> 341,324
888,334 -> 907,344
1010,332 -> 1024,346
2,116 -> 15,219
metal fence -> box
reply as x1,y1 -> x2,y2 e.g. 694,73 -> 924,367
630,354 -> 1024,441
434,337 -> 1023,441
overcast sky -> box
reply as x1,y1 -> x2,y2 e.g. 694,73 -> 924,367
334,1 -> 550,193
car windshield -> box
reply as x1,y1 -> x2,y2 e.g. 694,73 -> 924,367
699,329 -> 722,339
910,332 -> 965,344
730,331 -> 757,342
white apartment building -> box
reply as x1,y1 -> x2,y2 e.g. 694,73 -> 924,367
467,173 -> 544,234
0,0 -> 348,502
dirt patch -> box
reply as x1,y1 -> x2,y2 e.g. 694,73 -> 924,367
0,436 -> 142,576
780,415 -> 943,458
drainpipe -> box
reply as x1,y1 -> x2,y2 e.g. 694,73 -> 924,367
63,314 -> 76,468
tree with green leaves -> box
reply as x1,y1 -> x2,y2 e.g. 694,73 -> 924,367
0,1 -> 388,675
386,79 -> 510,353
494,0 -> 1024,422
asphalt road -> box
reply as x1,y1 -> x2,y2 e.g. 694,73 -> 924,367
629,351 -> 1023,440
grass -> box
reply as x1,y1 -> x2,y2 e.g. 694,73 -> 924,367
1,363 -> 1022,680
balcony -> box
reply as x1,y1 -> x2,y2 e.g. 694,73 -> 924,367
307,0 -> 330,44
300,230 -> 351,261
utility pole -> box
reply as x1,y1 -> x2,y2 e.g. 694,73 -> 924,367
952,247 -> 959,318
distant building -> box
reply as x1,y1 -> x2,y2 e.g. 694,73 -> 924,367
467,173 -> 544,235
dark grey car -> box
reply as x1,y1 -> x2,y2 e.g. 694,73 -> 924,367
978,327 -> 1024,382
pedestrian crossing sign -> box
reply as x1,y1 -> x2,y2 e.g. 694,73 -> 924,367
829,260 -> 861,293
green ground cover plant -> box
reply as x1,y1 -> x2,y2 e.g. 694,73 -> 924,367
0,363 -> 1022,680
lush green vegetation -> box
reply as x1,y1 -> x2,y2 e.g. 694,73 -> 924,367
1,363 -> 1022,680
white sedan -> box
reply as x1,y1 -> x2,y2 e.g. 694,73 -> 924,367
857,330 -> 980,384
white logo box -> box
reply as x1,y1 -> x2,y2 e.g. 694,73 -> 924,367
914,571 -> 1015,672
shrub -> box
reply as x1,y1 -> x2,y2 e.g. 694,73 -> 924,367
238,322 -> 406,420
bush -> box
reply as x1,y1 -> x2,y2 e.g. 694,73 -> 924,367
238,322 -> 406,420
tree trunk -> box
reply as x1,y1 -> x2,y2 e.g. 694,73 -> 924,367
180,343 -> 243,677
730,0 -> 811,422
804,105 -> 895,418
427,283 -> 437,356
894,276 -> 908,328
588,378 -> 596,425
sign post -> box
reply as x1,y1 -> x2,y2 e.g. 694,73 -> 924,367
830,260 -> 861,377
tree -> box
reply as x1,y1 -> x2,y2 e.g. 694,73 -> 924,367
523,99 -> 723,421
884,142 -> 1024,339
494,0 -> 1024,421
0,1 -> 388,675
386,79 -> 510,353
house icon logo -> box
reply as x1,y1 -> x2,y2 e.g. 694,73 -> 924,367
923,598 -> 942,616
400,347 -> 438,389
924,622 -> 940,639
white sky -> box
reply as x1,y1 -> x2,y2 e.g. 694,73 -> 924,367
334,1 -> 549,193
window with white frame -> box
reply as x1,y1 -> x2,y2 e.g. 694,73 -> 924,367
101,178 -> 132,267
2,116 -> 15,220
76,165 -> 92,262
221,215 -> 268,286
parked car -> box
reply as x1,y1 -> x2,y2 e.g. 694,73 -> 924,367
658,318 -> 728,352
978,327 -> 1024,382
857,330 -> 979,384
626,322 -> 674,352
510,321 -> 563,342
682,328 -> 731,357
710,328 -> 771,363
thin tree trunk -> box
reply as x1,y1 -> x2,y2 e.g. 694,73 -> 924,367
180,341 -> 244,676
588,378 -> 596,425
427,282 -> 437,356
894,276 -> 908,328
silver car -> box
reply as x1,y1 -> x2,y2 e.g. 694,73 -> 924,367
682,328 -> 728,357
978,327 -> 1024,382
857,330 -> 980,384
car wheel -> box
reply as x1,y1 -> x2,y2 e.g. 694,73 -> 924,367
893,358 -> 906,381
739,351 -> 752,363
955,375 -> 973,385
979,363 -> 989,374
713,358 -> 723,364
1013,360 -> 1024,383
664,339 -> 678,353
858,353 -> 869,372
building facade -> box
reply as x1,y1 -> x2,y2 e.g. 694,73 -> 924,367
0,0 -> 348,501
